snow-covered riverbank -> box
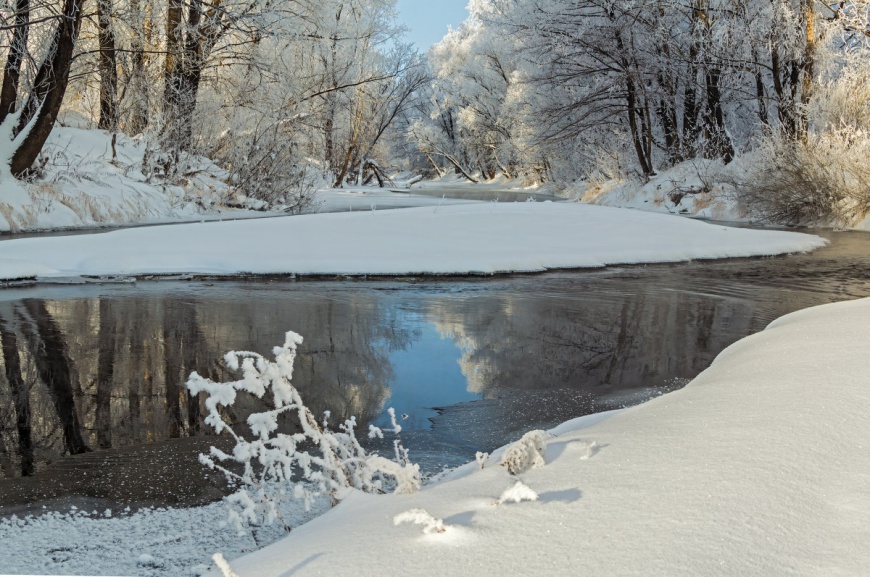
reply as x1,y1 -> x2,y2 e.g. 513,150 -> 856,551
214,296 -> 870,577
0,202 -> 824,281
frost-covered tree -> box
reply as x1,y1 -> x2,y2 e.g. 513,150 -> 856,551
407,0 -> 870,192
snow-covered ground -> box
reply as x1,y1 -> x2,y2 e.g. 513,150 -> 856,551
314,185 -> 479,213
0,202 -> 825,281
213,296 -> 870,577
0,127 -> 467,233
576,158 -> 745,221
0,127 -> 277,232
568,158 -> 870,231
0,495 -> 330,576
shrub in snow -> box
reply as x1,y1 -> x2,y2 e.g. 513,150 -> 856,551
475,451 -> 490,469
497,481 -> 539,505
187,331 -> 420,534
734,60 -> 870,227
499,430 -> 551,475
734,130 -> 870,226
393,508 -> 447,534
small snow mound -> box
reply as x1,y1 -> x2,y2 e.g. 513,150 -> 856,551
500,430 -> 552,475
578,440 -> 599,460
497,481 -> 539,505
393,508 -> 447,534
136,553 -> 161,568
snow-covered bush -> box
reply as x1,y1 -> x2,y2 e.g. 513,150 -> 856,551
734,57 -> 870,226
186,331 -> 420,534
499,430 -> 551,475
734,129 -> 870,226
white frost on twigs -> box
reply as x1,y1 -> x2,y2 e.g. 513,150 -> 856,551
500,430 -> 552,475
476,451 -> 490,469
186,329 -> 419,535
497,481 -> 539,505
365,455 -> 421,494
212,552 -> 240,577
393,508 -> 447,534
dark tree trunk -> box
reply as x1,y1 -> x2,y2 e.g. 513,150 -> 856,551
10,0 -> 86,175
127,0 -> 149,134
0,0 -> 30,125
703,67 -> 733,163
0,318 -> 34,476
22,300 -> 90,455
97,0 -> 119,131
626,76 -> 652,178
755,67 -> 768,126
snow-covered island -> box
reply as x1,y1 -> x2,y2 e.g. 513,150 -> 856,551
0,202 -> 826,281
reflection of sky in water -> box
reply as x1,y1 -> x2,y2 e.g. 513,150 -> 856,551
374,315 -> 478,431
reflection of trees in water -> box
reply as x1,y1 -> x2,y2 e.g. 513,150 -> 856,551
0,292 -> 411,479
432,289 -> 756,397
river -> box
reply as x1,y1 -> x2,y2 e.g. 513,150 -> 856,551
0,216 -> 868,516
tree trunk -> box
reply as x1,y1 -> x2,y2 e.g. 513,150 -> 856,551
0,0 -> 30,125
703,67 -> 734,163
626,75 -> 652,177
10,0 -> 86,176
797,0 -> 815,141
127,0 -> 149,134
97,0 -> 118,131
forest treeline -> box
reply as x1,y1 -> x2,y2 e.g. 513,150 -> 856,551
0,0 -> 868,223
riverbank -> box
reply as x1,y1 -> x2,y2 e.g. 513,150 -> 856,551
0,202 -> 825,281
217,296 -> 870,577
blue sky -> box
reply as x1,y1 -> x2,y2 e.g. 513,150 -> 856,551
395,0 -> 470,50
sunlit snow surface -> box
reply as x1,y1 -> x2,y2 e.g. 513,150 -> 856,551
0,202 -> 825,280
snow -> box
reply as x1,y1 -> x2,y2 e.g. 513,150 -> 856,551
0,202 -> 825,281
0,496 -> 330,577
0,127 -> 477,234
574,158 -> 870,232
211,296 -> 870,577
314,185 -> 479,213
0,126 -> 288,233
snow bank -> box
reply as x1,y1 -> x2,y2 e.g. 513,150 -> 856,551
218,296 -> 870,577
577,158 -> 745,221
0,127 -> 275,232
0,203 -> 825,280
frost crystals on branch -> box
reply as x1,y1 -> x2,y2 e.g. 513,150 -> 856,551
186,330 -> 420,534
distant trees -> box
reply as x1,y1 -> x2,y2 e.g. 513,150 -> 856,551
0,0 -> 423,196
413,0 -> 870,190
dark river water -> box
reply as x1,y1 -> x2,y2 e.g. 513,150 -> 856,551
0,228 -> 869,515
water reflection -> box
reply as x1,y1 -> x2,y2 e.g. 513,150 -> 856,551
0,229 -> 869,510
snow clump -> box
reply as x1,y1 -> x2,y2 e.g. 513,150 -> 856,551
499,430 -> 552,475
